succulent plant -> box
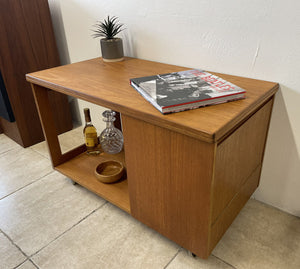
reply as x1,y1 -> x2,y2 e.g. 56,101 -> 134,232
92,16 -> 124,40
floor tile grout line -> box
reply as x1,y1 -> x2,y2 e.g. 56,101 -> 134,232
12,258 -> 39,269
13,259 -> 29,269
0,178 -> 103,268
0,147 -> 20,156
163,247 -> 181,269
12,258 -> 40,269
212,254 -> 237,269
0,170 -> 54,201
29,258 -> 40,269
29,201 -> 108,259
0,228 -> 29,260
29,146 -> 51,160
0,232 -> 39,269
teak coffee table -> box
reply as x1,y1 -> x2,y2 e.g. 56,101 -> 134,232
26,57 -> 278,258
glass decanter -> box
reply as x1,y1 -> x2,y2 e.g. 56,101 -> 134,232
99,110 -> 124,154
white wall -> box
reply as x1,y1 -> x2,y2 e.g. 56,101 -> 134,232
48,0 -> 300,216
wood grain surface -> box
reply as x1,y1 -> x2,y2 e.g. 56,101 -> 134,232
211,99 -> 274,224
122,114 -> 215,258
0,0 -> 72,147
26,57 -> 279,143
55,150 -> 130,213
209,165 -> 262,253
28,57 -> 279,259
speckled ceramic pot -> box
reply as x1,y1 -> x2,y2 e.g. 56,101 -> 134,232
100,38 -> 124,62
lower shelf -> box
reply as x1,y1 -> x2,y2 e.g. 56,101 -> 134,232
55,149 -> 130,213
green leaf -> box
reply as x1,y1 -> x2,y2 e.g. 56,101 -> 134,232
91,15 -> 124,39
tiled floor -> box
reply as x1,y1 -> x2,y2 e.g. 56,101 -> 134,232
0,128 -> 299,269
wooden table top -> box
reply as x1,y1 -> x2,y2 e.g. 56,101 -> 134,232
26,57 -> 278,143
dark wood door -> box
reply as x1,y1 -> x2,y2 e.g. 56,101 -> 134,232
0,0 -> 72,147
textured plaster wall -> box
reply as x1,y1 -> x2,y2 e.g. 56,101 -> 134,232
48,0 -> 300,216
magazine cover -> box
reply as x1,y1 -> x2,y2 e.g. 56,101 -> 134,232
130,69 -> 246,114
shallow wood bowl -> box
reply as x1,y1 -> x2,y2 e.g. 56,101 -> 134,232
95,160 -> 124,184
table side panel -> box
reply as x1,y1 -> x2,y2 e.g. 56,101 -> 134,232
209,164 -> 261,252
211,99 -> 274,224
31,84 -> 63,166
122,115 -> 215,258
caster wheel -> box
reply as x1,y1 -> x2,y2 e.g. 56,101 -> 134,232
187,251 -> 196,258
70,179 -> 78,185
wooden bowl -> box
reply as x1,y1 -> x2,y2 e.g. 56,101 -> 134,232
95,160 -> 124,184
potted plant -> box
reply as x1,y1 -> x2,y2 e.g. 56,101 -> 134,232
92,16 -> 124,62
